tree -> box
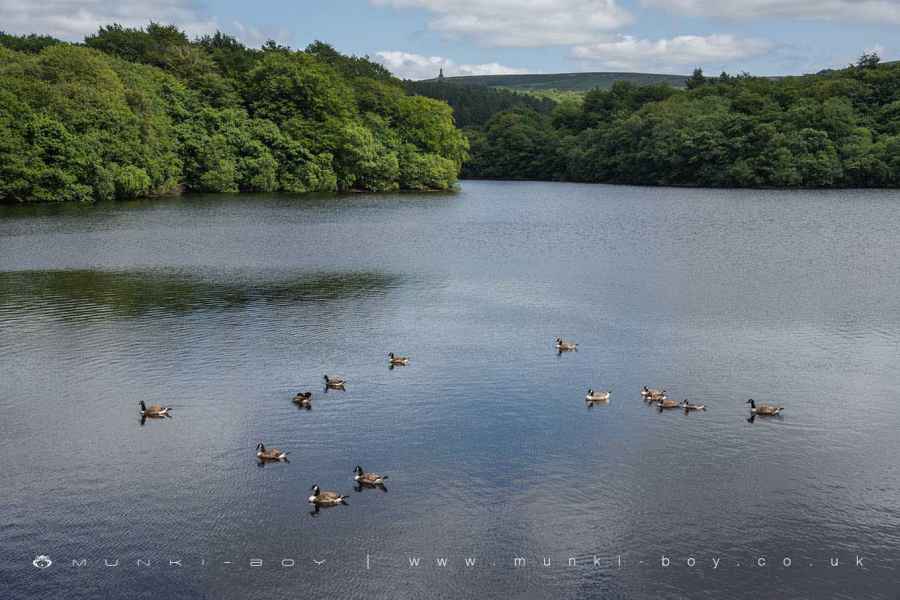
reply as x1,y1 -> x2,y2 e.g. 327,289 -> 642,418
686,67 -> 706,90
448,50 -> 900,188
855,52 -> 880,69
245,51 -> 355,124
1,23 -> 468,203
0,31 -> 63,53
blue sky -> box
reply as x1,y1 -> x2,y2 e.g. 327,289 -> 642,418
2,0 -> 897,78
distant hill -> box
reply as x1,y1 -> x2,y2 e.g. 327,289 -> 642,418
428,72 -> 691,92
439,60 -> 900,93
404,80 -> 555,128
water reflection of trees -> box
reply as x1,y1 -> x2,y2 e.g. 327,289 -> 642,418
0,270 -> 401,317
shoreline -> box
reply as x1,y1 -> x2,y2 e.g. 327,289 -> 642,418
0,187 -> 462,208
459,177 -> 900,191
4,179 -> 900,208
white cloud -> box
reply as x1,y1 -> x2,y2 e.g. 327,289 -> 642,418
0,0 -> 286,47
0,0 -> 212,40
571,34 -> 774,71
374,50 -> 532,79
371,0 -> 632,47
642,0 -> 900,24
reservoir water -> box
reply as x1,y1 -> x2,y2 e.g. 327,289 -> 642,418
1,181 -> 899,598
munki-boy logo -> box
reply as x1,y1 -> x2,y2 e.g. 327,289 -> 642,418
25,552 -> 873,571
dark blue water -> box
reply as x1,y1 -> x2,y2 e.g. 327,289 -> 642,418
1,182 -> 899,599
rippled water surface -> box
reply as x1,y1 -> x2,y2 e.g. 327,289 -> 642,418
2,182 -> 899,599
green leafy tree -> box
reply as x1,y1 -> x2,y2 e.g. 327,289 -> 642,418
686,67 -> 706,90
855,52 -> 880,69
452,51 -> 900,188
0,31 -> 64,53
245,51 -> 355,124
1,23 -> 468,203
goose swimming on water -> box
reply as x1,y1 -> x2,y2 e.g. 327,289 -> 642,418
645,389 -> 667,402
308,484 -> 347,506
555,337 -> 577,352
324,375 -> 346,389
293,392 -> 312,407
656,397 -> 681,409
746,398 -> 783,416
388,353 -> 409,366
641,386 -> 664,399
354,465 -> 388,486
585,389 -> 611,402
139,401 -> 171,418
256,442 -> 288,461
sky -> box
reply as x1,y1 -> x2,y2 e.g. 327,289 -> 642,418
1,0 -> 897,78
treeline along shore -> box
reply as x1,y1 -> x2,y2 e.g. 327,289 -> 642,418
2,25 -> 899,205
0,25 -> 468,204
410,56 -> 900,189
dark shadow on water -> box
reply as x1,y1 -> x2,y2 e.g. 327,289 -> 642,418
0,270 -> 402,319
308,502 -> 348,517
257,457 -> 290,467
139,414 -> 172,426
746,413 -> 784,424
0,190 -> 458,226
354,483 -> 389,494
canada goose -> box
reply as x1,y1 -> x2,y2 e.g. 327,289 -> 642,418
555,337 -> 577,351
388,353 -> 409,366
256,442 -> 288,461
585,389 -> 611,402
746,398 -> 784,416
323,375 -> 345,388
641,386 -> 664,398
308,484 -> 347,505
139,400 -> 171,418
292,392 -> 312,407
354,465 -> 388,486
681,399 -> 706,411
656,397 -> 681,409
646,389 -> 668,402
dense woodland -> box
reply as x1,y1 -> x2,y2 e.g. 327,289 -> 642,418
0,25 -> 468,203
404,80 -> 555,128
2,25 -> 899,204
444,58 -> 900,187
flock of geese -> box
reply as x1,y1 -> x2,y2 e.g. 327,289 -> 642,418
138,340 -> 786,508
138,354 -> 406,509
554,337 -> 785,418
